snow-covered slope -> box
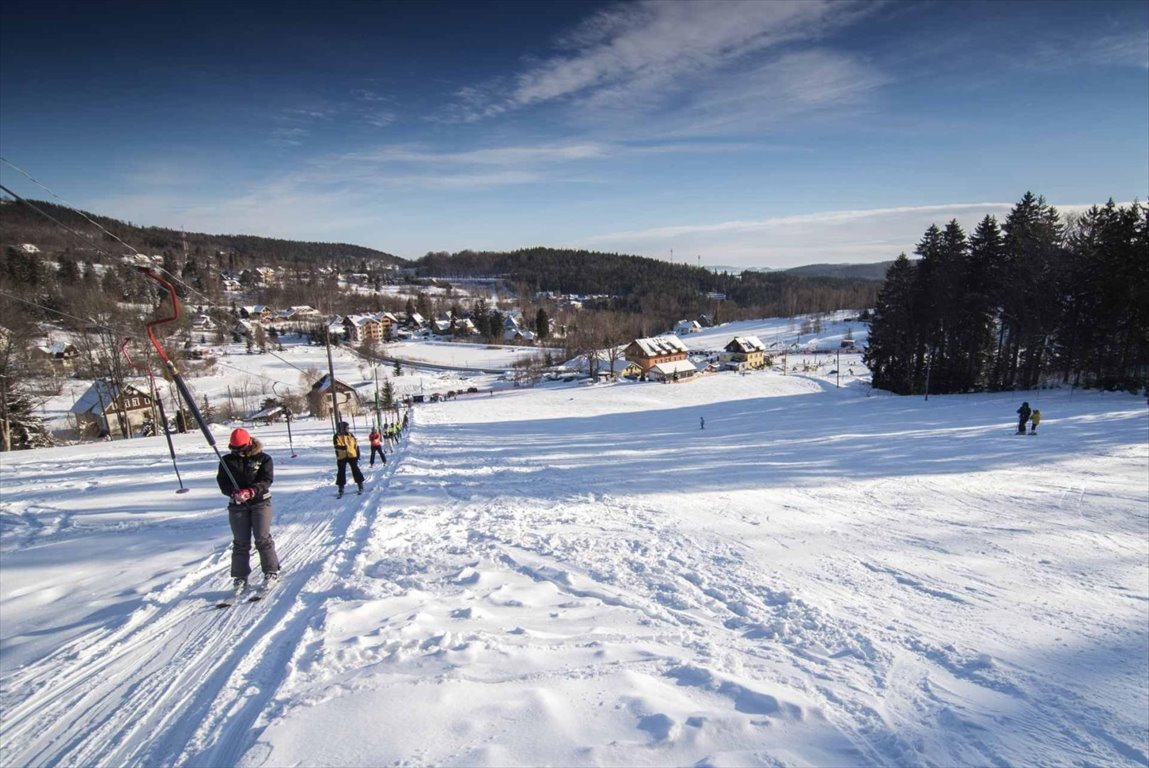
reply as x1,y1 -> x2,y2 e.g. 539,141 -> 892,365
1,365 -> 1146,766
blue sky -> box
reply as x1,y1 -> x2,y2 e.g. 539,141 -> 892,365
1,0 -> 1146,269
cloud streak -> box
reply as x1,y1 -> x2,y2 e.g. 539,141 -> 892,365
580,201 -> 1122,269
447,0 -> 880,133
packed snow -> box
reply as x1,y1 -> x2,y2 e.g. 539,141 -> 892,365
1,319 -> 1147,767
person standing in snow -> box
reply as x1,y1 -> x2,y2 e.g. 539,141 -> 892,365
217,427 -> 279,590
368,426 -> 386,466
1016,401 -> 1031,434
700,416 -> 705,430
333,421 -> 365,497
1029,409 -> 1041,435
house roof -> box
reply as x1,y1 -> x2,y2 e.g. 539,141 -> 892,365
310,373 -> 356,394
649,359 -> 699,377
344,314 -> 379,327
71,380 -> 149,415
632,335 -> 688,356
726,336 -> 766,353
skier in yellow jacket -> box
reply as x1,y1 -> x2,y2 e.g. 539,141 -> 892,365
1029,409 -> 1041,435
333,421 -> 365,497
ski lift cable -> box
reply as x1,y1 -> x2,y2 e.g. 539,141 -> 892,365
1,157 -> 143,257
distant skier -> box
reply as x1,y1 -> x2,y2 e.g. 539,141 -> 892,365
217,427 -> 279,592
368,427 -> 386,466
700,416 -> 705,430
1029,409 -> 1041,435
333,421 -> 365,497
1016,401 -> 1031,434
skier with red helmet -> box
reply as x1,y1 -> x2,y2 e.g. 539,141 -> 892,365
216,427 -> 280,594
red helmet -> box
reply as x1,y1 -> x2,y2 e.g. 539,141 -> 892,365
228,428 -> 252,449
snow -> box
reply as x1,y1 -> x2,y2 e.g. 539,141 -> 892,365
2,324 -> 1148,767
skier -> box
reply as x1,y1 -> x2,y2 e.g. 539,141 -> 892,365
1029,409 -> 1041,435
700,416 -> 705,430
1016,401 -> 1031,434
217,427 -> 279,593
368,426 -> 386,466
333,421 -> 365,497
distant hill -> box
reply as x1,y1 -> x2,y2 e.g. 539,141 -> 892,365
0,198 -> 404,267
782,262 -> 895,281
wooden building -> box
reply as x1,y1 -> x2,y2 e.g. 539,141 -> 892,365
308,374 -> 364,418
70,379 -> 155,439
724,336 -> 767,370
624,335 -> 690,376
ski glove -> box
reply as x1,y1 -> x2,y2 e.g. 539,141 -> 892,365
231,487 -> 255,504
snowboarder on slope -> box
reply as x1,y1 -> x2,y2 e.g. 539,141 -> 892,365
333,421 -> 365,496
1029,409 -> 1041,435
217,427 -> 280,591
368,427 -> 386,466
1016,402 -> 1031,434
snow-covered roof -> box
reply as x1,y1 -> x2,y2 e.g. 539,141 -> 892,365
726,336 -> 766,354
344,314 -> 380,327
649,359 -> 699,377
632,335 -> 688,357
71,381 -> 149,415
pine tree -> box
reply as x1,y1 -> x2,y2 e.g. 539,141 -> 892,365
535,308 -> 550,340
1,386 -> 52,450
1001,192 -> 1067,389
865,254 -> 921,394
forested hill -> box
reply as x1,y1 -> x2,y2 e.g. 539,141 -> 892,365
0,198 -> 402,268
415,247 -> 881,319
1,196 -> 881,322
416,247 -> 719,295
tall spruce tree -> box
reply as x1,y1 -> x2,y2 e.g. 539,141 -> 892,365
865,254 -> 921,394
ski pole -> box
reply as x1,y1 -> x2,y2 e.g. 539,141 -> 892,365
137,267 -> 240,490
120,337 -> 189,493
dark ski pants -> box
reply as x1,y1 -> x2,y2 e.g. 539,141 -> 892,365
228,499 -> 280,579
369,445 -> 385,465
337,457 -> 365,489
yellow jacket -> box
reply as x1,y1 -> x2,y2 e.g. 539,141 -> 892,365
1031,410 -> 1041,426
334,432 -> 359,460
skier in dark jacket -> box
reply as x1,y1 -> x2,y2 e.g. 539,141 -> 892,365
217,427 -> 279,590
1016,402 -> 1032,434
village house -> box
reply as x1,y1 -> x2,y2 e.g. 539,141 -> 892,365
343,314 -> 383,344
239,305 -> 274,322
674,319 -> 703,335
70,379 -> 155,439
279,305 -> 321,321
624,335 -> 694,381
724,336 -> 767,370
31,341 -> 80,372
307,374 -> 364,419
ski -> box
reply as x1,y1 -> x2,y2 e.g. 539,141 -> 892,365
216,581 -> 248,608
248,576 -> 280,602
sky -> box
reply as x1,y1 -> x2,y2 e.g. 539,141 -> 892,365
1,0 -> 1146,269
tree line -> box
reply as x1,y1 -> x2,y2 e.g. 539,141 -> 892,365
865,193 -> 1148,395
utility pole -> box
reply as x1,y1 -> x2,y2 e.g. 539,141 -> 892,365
325,322 -> 342,430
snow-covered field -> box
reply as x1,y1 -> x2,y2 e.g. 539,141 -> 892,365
2,327 -> 1147,767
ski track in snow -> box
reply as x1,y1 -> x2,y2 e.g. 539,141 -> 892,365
0,435 -> 410,768
1,377 -> 1147,767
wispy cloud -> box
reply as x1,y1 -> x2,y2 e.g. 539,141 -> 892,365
580,201 -> 1124,269
446,0 -> 879,133
269,127 -> 310,147
1085,29 -> 1149,69
588,203 -> 1015,242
